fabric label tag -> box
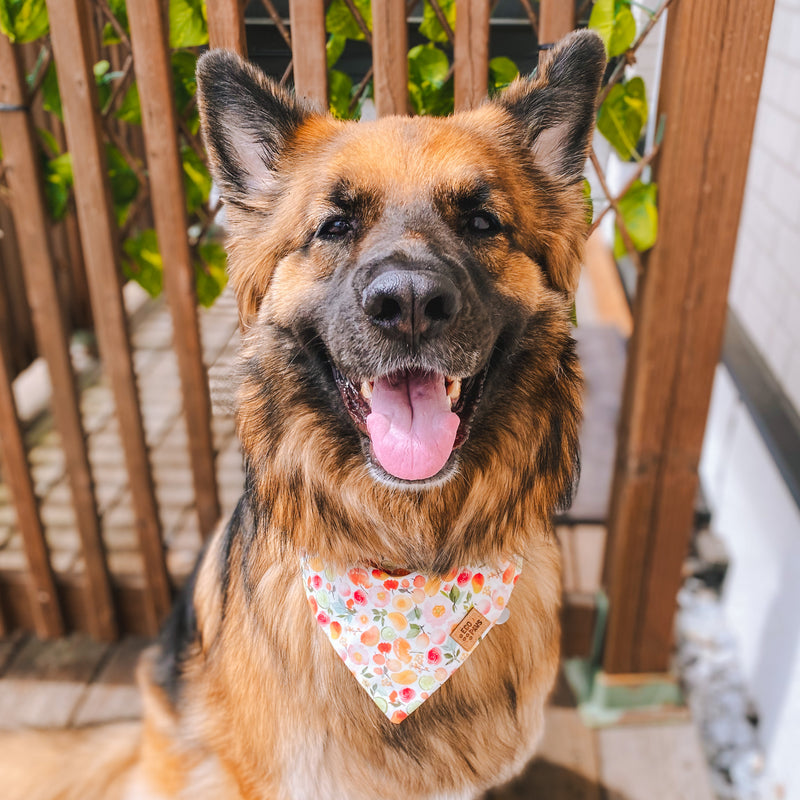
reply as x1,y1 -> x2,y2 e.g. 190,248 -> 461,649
450,607 -> 489,650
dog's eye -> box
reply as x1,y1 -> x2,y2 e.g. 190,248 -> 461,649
317,218 -> 354,239
465,212 -> 502,236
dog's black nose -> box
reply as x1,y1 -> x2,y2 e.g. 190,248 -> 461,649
361,270 -> 462,342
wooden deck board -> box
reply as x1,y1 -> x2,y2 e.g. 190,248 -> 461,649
0,635 -> 108,729
72,636 -> 150,727
0,632 -> 24,675
597,723 -> 715,800
488,707 -> 602,799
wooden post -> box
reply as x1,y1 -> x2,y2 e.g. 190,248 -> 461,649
0,331 -> 64,639
538,0 -> 575,46
0,34 -> 112,640
454,0 -> 490,111
207,0 -> 248,55
46,0 -> 172,634
602,0 -> 776,674
126,0 -> 222,540
372,0 -> 409,116
288,0 -> 328,106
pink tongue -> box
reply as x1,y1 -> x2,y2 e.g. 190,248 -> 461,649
366,372 -> 460,481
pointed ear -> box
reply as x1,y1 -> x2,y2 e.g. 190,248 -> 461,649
196,50 -> 309,206
499,30 -> 606,182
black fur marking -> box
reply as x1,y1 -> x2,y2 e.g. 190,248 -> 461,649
219,494 -> 252,611
327,179 -> 380,222
504,677 -> 519,716
154,552 -> 202,705
434,179 -> 493,216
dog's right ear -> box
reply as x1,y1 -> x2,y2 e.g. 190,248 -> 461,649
196,50 -> 308,207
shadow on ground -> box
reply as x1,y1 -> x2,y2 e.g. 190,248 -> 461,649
486,759 -> 632,800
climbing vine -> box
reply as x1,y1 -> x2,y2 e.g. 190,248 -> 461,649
0,0 -> 658,306
0,0 -> 226,306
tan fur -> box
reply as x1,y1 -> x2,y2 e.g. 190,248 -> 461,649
0,32 -> 605,800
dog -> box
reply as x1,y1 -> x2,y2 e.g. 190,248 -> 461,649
1,30 -> 605,800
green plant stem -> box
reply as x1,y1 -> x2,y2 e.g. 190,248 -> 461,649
597,0 -> 674,107
620,0 -> 656,18
589,139 -> 661,235
589,149 -> 645,274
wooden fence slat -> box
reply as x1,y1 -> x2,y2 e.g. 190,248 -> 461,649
126,0 -> 221,540
0,34 -> 113,640
0,205 -> 36,377
372,0 -> 408,116
602,0 -> 775,674
45,0 -> 172,635
454,0 -> 490,111
537,0 -> 575,46
0,339 -> 64,639
288,0 -> 327,106
207,0 -> 248,55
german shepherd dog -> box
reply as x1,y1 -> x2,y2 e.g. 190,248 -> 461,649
1,30 -> 605,800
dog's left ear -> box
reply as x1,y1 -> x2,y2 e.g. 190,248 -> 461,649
196,49 -> 310,207
499,30 -> 607,183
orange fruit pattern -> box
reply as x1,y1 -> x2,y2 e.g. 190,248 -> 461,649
301,554 -> 523,724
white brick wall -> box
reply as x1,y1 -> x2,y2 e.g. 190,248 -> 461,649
701,6 -> 800,797
728,0 -> 800,411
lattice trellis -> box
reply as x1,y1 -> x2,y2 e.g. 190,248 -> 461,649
0,0 -> 675,643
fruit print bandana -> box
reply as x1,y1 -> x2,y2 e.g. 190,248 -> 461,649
300,555 -> 522,724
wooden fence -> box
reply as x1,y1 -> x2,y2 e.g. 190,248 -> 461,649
0,0 -> 774,677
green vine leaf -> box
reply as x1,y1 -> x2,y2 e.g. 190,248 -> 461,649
325,0 -> 371,41
409,43 -> 449,89
123,229 -> 163,298
171,50 -> 200,132
169,0 -> 208,49
582,177 -> 593,227
38,59 -> 61,119
589,0 -> 636,58
488,56 -> 519,96
94,60 -> 125,114
105,144 -> 139,227
195,242 -> 228,307
37,127 -> 59,157
408,43 -> 453,117
116,82 -> 142,125
0,0 -> 49,43
43,152 -> 73,222
29,56 -> 124,121
597,76 -> 647,161
419,0 -> 455,44
181,145 -> 211,214
326,33 -> 347,68
328,69 -> 354,119
613,179 -> 658,257
171,50 -> 198,110
101,0 -> 129,45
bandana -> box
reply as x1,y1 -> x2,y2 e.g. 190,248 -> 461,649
300,555 -> 522,724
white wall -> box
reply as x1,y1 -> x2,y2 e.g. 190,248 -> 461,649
701,2 -> 800,797
726,0 -> 800,414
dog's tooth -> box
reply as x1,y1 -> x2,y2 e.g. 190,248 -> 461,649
446,377 -> 462,405
360,380 -> 373,400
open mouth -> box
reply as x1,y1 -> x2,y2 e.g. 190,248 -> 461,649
333,366 -> 486,482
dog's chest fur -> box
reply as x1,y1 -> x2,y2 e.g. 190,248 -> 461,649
129,30 -> 608,800
142,531 -> 561,800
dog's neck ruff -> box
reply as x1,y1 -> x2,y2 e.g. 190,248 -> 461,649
300,554 -> 522,723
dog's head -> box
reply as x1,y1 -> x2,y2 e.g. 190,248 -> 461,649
196,34 -> 604,561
